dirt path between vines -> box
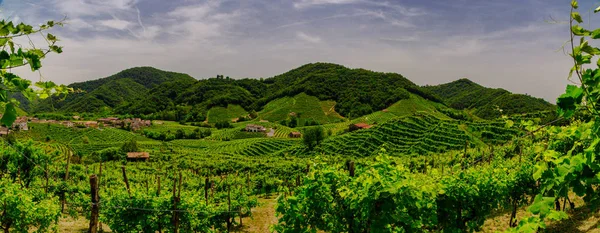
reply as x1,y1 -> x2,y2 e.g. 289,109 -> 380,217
57,197 -> 279,233
56,195 -> 600,232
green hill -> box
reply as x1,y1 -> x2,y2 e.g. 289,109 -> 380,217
207,104 -> 248,123
256,63 -> 442,118
36,67 -> 196,113
258,93 -> 345,125
33,64 -> 553,123
423,79 -> 555,119
315,113 -> 520,157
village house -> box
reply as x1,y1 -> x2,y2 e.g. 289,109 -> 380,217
95,117 -> 150,130
12,117 -> 28,131
289,132 -> 302,138
62,121 -> 74,128
127,152 -> 150,162
245,124 -> 266,133
84,121 -> 99,128
349,123 -> 372,132
0,126 -> 9,136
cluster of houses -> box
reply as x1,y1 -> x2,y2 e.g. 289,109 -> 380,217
97,117 -> 151,131
0,116 -> 153,136
244,124 -> 266,133
0,116 -> 29,135
244,124 -> 303,138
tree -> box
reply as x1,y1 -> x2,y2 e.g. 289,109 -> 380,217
303,127 -> 324,150
288,116 -> 298,128
215,121 -> 232,129
175,129 -> 185,139
121,139 -> 139,153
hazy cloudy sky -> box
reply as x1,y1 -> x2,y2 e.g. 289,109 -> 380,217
0,0 -> 591,102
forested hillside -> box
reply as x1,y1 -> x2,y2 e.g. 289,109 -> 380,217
423,78 -> 555,119
36,67 -> 196,112
33,64 -> 553,121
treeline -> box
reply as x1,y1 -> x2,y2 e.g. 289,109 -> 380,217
142,128 -> 212,141
424,78 -> 555,119
33,63 -> 446,120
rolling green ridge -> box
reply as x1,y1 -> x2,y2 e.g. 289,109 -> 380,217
36,67 -> 196,113
423,78 -> 555,119
258,93 -> 345,124
32,64 -> 554,124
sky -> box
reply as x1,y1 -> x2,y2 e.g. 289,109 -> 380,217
0,0 -> 594,102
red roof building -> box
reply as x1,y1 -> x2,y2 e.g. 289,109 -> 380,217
127,152 -> 150,161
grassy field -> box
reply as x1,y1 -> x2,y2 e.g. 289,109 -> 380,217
207,104 -> 248,123
258,92 -> 345,125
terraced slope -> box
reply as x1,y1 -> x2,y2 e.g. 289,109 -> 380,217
170,138 -> 301,156
16,123 -> 153,156
207,104 -> 248,123
318,114 -> 520,157
258,93 -> 345,125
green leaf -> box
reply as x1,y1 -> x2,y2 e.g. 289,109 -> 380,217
547,210 -> 568,221
557,85 -> 584,118
572,25 -> 590,36
572,0 -> 579,9
47,33 -> 57,42
0,90 -> 6,102
1,103 -> 17,127
595,5 -> 600,13
505,119 -> 514,128
592,29 -> 600,39
572,12 -> 583,23
528,195 -> 556,218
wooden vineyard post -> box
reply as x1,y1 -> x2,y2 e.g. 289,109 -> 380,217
157,175 -> 161,196
441,163 -> 444,177
172,174 -> 180,233
44,164 -> 49,194
490,146 -> 494,164
89,175 -> 99,233
99,160 -> 103,187
121,166 -> 131,198
205,177 -> 209,205
347,161 -> 355,177
211,180 -> 215,200
283,179 -> 288,198
62,151 -> 72,213
227,178 -> 232,232
347,160 -> 356,233
239,206 -> 243,227
246,172 -> 251,194
519,141 -> 522,163
464,141 -> 469,158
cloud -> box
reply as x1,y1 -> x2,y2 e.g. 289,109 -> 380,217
296,32 -> 322,43
379,36 -> 419,42
293,0 -> 360,9
98,19 -> 133,30
3,0 -> 574,104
